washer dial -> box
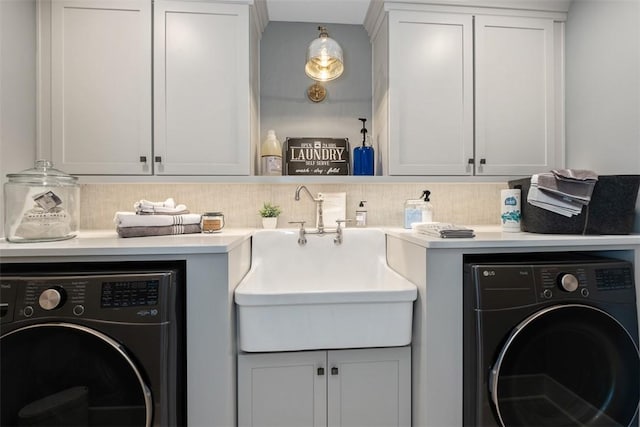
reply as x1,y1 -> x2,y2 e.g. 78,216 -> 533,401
558,273 -> 579,292
39,288 -> 65,310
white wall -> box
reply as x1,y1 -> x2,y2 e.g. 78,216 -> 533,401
0,0 -> 37,237
565,0 -> 640,230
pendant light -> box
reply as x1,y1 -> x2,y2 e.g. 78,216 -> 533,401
305,26 -> 344,82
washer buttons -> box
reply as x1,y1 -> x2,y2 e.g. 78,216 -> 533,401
581,288 -> 590,297
23,306 -> 34,317
543,289 -> 553,299
73,305 -> 85,316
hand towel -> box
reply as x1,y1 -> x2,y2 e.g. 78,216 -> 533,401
552,169 -> 598,181
114,212 -> 202,228
535,172 -> 595,204
134,198 -> 189,214
117,223 -> 201,238
412,222 -> 475,238
527,186 -> 583,217
527,171 -> 599,217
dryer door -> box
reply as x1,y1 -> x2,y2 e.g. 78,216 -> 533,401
490,304 -> 639,427
1,323 -> 152,427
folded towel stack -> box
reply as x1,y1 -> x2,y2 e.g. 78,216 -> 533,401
114,198 -> 201,238
134,198 -> 189,215
528,169 -> 598,217
412,222 -> 475,239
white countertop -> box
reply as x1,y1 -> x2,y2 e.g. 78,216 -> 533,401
0,229 -> 254,257
385,225 -> 640,249
2,226 -> 640,258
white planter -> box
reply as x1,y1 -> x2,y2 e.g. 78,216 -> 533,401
261,217 -> 278,229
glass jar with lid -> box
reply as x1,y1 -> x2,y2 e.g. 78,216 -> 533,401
201,212 -> 225,233
4,160 -> 80,242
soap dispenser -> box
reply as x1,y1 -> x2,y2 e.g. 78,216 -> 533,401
421,190 -> 433,223
404,190 -> 433,228
353,118 -> 374,175
355,201 -> 367,227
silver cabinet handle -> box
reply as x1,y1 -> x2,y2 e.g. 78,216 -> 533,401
479,158 -> 486,165
331,367 -> 339,375
317,367 -> 325,376
155,156 -> 162,163
140,156 -> 147,163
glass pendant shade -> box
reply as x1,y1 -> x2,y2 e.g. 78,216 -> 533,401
305,27 -> 344,82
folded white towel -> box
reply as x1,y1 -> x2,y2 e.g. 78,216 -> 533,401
134,198 -> 188,214
114,212 -> 202,228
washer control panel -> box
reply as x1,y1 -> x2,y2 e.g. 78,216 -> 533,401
538,266 -> 590,300
0,272 -> 174,324
472,259 -> 635,310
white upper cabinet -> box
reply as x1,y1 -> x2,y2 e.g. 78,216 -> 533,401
49,0 -> 152,175
388,11 -> 473,175
474,15 -> 556,176
154,1 -> 252,175
40,0 -> 261,176
370,2 -> 566,176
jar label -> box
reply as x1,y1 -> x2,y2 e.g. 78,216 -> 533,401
34,191 -> 62,211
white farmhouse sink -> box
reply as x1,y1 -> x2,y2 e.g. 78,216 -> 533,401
234,228 -> 417,352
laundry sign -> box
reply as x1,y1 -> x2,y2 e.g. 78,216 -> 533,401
283,138 -> 350,175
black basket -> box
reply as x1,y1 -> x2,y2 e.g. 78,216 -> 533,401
508,175 -> 640,235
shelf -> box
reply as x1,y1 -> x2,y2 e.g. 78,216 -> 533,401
76,175 -> 520,184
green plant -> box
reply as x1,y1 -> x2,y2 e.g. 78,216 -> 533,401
259,202 -> 282,218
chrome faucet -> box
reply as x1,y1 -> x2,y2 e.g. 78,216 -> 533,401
291,185 -> 351,245
294,185 -> 325,233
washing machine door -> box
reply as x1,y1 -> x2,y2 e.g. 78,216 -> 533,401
490,304 -> 640,427
1,323 -> 152,427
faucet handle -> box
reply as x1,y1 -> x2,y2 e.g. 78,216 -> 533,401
335,219 -> 352,228
288,220 -> 306,229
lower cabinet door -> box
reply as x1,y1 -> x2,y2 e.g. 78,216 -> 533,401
327,347 -> 411,427
238,350 -> 327,427
238,346 -> 411,427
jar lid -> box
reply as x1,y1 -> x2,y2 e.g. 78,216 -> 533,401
203,212 -> 224,216
6,160 -> 78,186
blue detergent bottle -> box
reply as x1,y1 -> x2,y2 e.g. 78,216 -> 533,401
353,118 -> 374,175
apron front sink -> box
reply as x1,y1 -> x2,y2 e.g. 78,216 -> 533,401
234,228 -> 417,352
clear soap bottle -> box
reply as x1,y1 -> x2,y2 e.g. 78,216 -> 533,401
404,190 -> 433,228
355,201 -> 367,227
261,130 -> 282,176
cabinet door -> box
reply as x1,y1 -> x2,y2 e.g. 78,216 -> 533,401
238,351 -> 327,427
475,15 -> 555,176
327,347 -> 411,427
154,1 -> 251,175
50,0 -> 152,175
388,11 -> 473,175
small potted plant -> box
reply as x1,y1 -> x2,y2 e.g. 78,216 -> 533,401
259,202 -> 281,229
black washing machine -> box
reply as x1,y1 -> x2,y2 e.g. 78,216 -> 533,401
463,253 -> 640,427
0,261 -> 186,427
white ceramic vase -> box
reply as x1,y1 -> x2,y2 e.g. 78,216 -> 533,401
262,217 -> 278,229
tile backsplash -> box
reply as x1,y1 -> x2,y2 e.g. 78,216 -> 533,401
81,182 -> 508,230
